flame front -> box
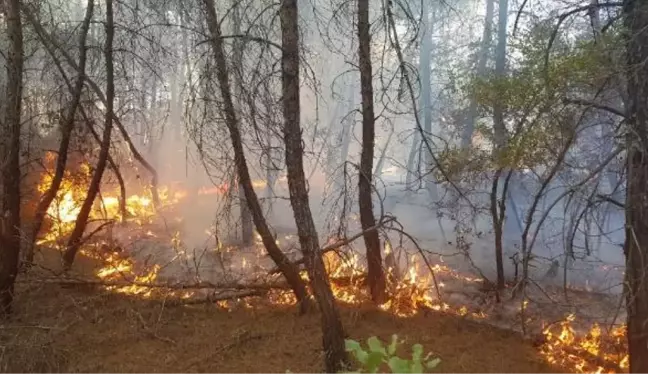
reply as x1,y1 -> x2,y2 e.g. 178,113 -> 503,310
36,155 -> 630,372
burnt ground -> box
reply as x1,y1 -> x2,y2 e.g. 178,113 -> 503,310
1,278 -> 561,373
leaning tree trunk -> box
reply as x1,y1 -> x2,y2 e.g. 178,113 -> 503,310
623,0 -> 648,371
26,0 -> 94,267
63,0 -> 116,268
0,0 -> 24,317
201,0 -> 311,313
357,0 -> 386,304
280,0 -> 349,371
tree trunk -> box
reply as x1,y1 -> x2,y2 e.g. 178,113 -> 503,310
339,81 -> 357,168
62,0 -> 116,269
419,0 -> 438,201
493,0 -> 508,149
357,0 -> 386,304
405,133 -> 420,186
231,0 -> 254,246
0,0 -> 24,317
462,0 -> 495,148
280,0 -> 349,371
490,0 -> 509,290
201,0 -> 311,313
490,168 -> 510,290
25,0 -> 94,267
373,124 -> 393,178
81,114 -> 126,224
623,0 -> 648,371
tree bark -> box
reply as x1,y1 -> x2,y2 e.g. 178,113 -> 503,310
201,0 -> 311,313
62,0 -> 116,269
25,0 -> 94,267
357,0 -> 386,304
623,0 -> 648,371
280,0 -> 349,371
0,0 -> 24,317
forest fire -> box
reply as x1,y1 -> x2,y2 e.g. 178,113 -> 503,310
36,162 -> 629,374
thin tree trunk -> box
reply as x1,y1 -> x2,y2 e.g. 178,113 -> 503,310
589,0 -> 623,202
201,0 -> 311,313
231,0 -> 254,245
373,123 -> 393,178
280,0 -> 348,371
493,0 -> 508,149
62,0 -> 116,269
419,1 -> 437,200
462,0 -> 495,148
0,0 -> 24,317
490,0 -> 509,290
82,114 -> 127,223
406,2 -> 436,189
339,82 -> 356,168
405,133 -> 420,186
623,0 -> 648,371
357,0 -> 386,304
490,168 -> 511,290
25,0 -> 94,267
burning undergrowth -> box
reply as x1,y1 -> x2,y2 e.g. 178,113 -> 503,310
32,162 -> 630,374
540,314 -> 628,373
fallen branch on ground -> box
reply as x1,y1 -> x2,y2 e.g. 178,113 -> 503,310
169,289 -> 269,306
19,277 -> 291,291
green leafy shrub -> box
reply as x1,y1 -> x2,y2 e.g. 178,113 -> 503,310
344,335 -> 440,373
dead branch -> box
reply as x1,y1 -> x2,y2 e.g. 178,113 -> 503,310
384,224 -> 442,302
268,216 -> 396,275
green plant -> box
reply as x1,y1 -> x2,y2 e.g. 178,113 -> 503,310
344,335 -> 440,373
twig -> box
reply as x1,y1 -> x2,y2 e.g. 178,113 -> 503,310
131,308 -> 176,345
384,224 -> 442,302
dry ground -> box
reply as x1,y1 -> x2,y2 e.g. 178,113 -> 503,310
0,279 -> 562,373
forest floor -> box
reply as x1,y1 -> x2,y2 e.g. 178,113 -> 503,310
2,275 -> 561,373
